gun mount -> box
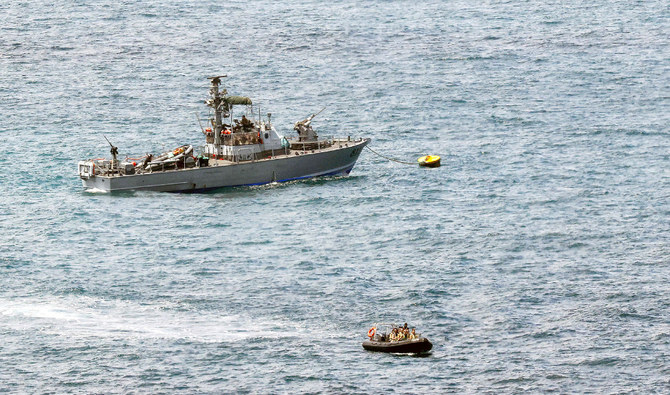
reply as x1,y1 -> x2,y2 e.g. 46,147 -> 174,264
294,107 -> 325,142
103,135 -> 119,169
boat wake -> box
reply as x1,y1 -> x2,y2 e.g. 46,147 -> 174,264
83,187 -> 108,194
0,296 -> 303,343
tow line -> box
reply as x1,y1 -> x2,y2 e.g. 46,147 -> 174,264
365,146 -> 441,167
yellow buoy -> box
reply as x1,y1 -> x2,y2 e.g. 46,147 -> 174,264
418,155 -> 441,168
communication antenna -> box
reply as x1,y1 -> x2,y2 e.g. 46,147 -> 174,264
196,112 -> 205,133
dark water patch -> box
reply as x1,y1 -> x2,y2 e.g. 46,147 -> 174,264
567,242 -> 588,249
652,332 -> 670,341
576,356 -> 621,367
50,45 -> 75,51
618,311 -> 655,321
190,268 -> 222,277
494,376 -> 534,385
56,286 -> 87,295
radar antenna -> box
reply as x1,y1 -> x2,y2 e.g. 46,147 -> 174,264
207,75 -> 227,84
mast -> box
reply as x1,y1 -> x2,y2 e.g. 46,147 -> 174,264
206,75 -> 228,155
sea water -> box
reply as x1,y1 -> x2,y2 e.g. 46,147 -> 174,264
1,0 -> 668,392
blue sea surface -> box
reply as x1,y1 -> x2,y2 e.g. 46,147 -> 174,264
1,0 -> 669,392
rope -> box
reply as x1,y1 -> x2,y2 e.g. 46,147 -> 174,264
365,145 -> 416,165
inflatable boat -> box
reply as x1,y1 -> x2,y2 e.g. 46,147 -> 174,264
362,337 -> 433,354
362,323 -> 433,354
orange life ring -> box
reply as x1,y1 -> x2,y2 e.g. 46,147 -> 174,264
367,327 -> 376,338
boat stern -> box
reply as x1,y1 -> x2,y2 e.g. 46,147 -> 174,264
78,161 -> 96,180
78,161 -> 112,192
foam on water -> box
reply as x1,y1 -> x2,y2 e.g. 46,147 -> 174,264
83,188 -> 108,194
0,297 -> 301,342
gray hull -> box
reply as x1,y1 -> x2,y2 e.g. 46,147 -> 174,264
82,138 -> 369,192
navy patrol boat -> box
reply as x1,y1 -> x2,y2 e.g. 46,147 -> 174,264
78,75 -> 369,192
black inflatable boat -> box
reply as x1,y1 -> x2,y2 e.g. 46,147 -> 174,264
362,337 -> 433,354
362,323 -> 433,354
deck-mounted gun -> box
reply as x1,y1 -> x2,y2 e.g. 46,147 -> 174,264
103,135 -> 119,169
294,107 -> 325,142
